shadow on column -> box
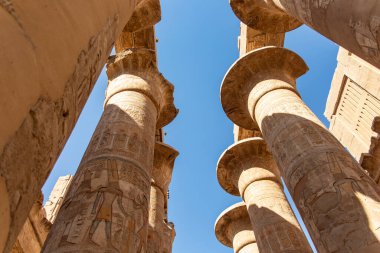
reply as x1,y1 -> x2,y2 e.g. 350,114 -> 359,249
261,112 -> 380,253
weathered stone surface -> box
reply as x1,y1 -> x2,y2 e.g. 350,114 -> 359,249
215,202 -> 259,253
230,0 -> 301,33
115,26 -> 157,54
124,0 -> 161,32
217,137 -> 312,252
229,0 -> 380,69
148,142 -> 178,253
0,2 -> 139,251
325,47 -> 380,184
221,46 -> 380,252
44,175 -> 73,223
235,23 -> 285,141
11,193 -> 51,253
42,45 -> 177,252
106,48 -> 178,129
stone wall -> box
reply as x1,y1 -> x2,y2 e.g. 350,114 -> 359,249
325,47 -> 380,183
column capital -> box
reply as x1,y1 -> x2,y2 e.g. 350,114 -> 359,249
124,0 -> 161,32
230,0 -> 301,33
152,142 -> 179,194
221,46 -> 308,130
215,202 -> 256,252
106,48 -> 178,128
217,137 -> 279,196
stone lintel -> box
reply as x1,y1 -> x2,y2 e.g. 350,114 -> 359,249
152,142 -> 179,193
215,202 -> 255,251
124,0 -> 161,32
217,137 -> 279,196
230,0 -> 301,33
106,48 -> 178,128
221,46 -> 308,130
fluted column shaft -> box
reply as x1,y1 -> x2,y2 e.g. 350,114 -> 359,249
253,80 -> 380,252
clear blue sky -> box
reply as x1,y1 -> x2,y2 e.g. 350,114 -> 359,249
43,1 -> 338,252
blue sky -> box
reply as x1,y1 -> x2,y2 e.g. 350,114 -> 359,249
42,0 -> 339,252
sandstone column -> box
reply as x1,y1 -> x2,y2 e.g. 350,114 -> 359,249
229,0 -> 380,69
215,202 -> 259,253
41,47 -> 177,252
221,46 -> 380,253
148,142 -> 178,253
217,137 -> 312,252
0,1 -> 167,251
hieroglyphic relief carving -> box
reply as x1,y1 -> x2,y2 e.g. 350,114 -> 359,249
255,86 -> 380,252
43,88 -> 157,253
220,46 -> 380,252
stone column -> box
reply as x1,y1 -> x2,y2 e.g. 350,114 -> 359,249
215,202 -> 259,253
229,0 -> 380,69
217,137 -> 312,252
221,45 -> 380,253
148,142 -> 178,253
0,1 -> 166,251
42,47 -> 177,252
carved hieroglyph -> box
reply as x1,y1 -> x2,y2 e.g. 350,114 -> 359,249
217,137 -> 312,252
229,0 -> 380,69
42,47 -> 177,252
238,23 -> 285,56
0,2 -> 141,251
148,142 -> 178,253
215,202 -> 259,253
221,46 -> 380,253
44,175 -> 73,224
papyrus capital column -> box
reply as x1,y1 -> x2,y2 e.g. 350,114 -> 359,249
221,46 -> 380,252
229,0 -> 380,69
215,203 -> 259,253
148,141 -> 179,253
217,137 -> 312,252
42,46 -> 177,252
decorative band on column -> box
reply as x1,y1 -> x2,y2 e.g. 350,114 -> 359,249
106,48 -> 178,129
217,137 -> 280,198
